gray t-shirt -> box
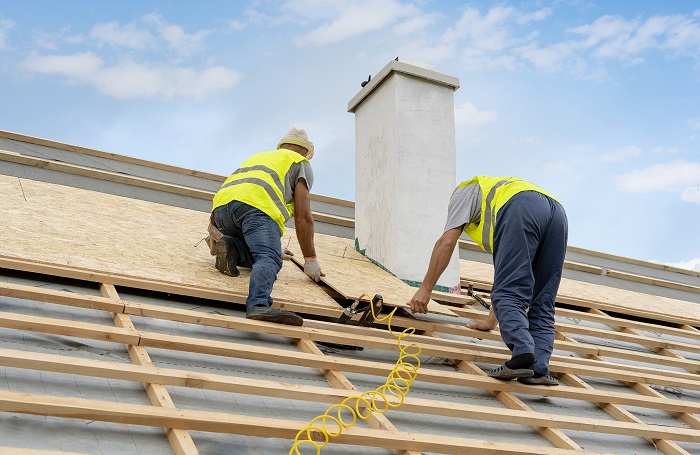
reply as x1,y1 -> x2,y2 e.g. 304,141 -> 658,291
444,182 -> 482,232
284,161 -> 314,204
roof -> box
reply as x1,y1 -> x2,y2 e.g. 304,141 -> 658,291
1,129 -> 700,455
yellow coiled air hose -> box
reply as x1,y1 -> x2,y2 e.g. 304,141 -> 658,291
289,293 -> 421,454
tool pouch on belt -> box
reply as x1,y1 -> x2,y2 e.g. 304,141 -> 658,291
205,213 -> 223,256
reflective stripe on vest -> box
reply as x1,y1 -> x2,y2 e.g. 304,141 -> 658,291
212,149 -> 308,235
218,165 -> 289,219
460,176 -> 556,254
480,178 -> 518,253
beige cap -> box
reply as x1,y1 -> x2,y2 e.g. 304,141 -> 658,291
277,127 -> 314,159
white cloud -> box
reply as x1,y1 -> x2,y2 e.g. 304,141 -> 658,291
689,118 -> 700,130
441,7 -> 700,79
515,8 -> 553,25
614,160 -> 700,201
571,13 -> 700,63
89,14 -> 209,56
454,102 -> 498,128
651,146 -> 682,155
395,39 -> 454,65
0,18 -> 14,49
293,0 -> 416,46
90,21 -> 155,50
599,145 -> 642,163
23,52 -> 102,80
445,6 -> 519,52
32,26 -> 85,51
227,20 -> 246,31
393,13 -> 440,36
143,13 -> 210,55
681,186 -> 700,203
23,52 -> 242,100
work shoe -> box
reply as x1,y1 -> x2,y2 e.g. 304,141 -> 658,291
246,305 -> 303,326
518,373 -> 559,386
488,364 -> 534,380
215,235 -> 239,277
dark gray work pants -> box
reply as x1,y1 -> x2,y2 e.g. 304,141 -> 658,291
491,191 -> 568,376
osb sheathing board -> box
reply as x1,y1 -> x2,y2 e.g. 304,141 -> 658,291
0,175 -> 336,308
460,258 -> 700,324
282,229 -> 456,316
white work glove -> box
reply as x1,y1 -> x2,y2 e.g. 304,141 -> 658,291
282,247 -> 295,260
303,257 -> 325,282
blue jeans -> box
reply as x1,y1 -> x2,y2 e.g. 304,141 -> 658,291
213,201 -> 283,309
491,191 -> 568,376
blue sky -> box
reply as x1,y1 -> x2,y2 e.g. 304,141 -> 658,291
0,1 -> 699,271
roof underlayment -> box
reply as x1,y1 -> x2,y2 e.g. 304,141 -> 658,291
1,130 -> 700,455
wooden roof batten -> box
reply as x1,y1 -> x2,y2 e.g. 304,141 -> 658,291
2,266 -> 700,454
1,130 -> 700,454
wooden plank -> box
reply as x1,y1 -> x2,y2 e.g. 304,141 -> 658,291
558,325 -> 691,455
126,295 -> 700,385
431,289 -> 476,305
567,245 -> 700,278
0,129 -> 357,209
294,338 -> 422,455
460,258 -> 700,325
0,311 -> 140,344
126,299 -> 700,384
460,239 -> 700,279
448,303 -> 700,356
137,330 -> 700,406
101,284 -> 199,455
555,307 -> 700,343
555,321 -> 700,355
4,275 -> 700,395
606,269 -> 700,294
429,307 -> 700,377
282,230 -> 456,316
3,345 -> 700,443
4,287 -> 700,397
565,261 -> 603,274
0,149 -> 212,199
3,297 -> 700,417
0,281 -> 124,313
0,129 -> 222,180
0,390 -> 632,454
425,330 -> 580,451
0,175 -> 339,310
0,449 -> 94,455
0,148 -> 354,226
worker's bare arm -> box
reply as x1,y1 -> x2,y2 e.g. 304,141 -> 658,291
408,227 -> 462,314
293,179 -> 316,257
293,179 -> 325,282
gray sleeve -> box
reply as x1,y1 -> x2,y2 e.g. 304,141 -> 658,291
284,161 -> 314,204
444,183 -> 482,232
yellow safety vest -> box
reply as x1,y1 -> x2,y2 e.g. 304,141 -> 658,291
461,176 -> 556,254
212,149 -> 309,235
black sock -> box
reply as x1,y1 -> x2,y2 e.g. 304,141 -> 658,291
505,353 -> 535,369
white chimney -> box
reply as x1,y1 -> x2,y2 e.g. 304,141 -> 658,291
348,59 -> 461,293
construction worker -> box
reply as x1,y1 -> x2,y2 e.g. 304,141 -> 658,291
210,127 -> 324,326
408,176 -> 567,386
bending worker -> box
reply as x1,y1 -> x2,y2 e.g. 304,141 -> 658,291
408,176 -> 568,386
209,127 -> 324,326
